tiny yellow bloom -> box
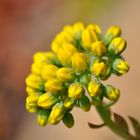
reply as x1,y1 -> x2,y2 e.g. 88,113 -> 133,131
31,62 -> 46,75
92,61 -> 107,76
104,85 -> 120,101
87,24 -> 102,35
26,86 -> 43,96
41,64 -> 58,80
38,92 -> 58,109
26,102 -> 37,113
82,29 -> 98,50
88,79 -> 102,97
33,52 -> 48,63
56,67 -> 75,82
48,102 -> 66,124
57,43 -> 77,66
64,97 -> 75,109
68,82 -> 84,99
25,74 -> 45,91
91,41 -> 107,56
113,58 -> 129,75
37,109 -> 50,126
71,52 -> 89,71
73,22 -> 84,33
105,26 -> 121,45
108,37 -> 126,55
63,25 -> 74,37
45,79 -> 63,93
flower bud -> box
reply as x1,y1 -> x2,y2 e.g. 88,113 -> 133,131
71,52 -> 89,72
91,41 -> 107,56
64,97 -> 75,109
104,85 -> 120,101
92,61 -> 107,77
31,62 -> 46,75
63,112 -> 74,128
38,92 -> 59,109
41,64 -> 58,80
58,43 -> 77,66
33,52 -> 48,63
88,79 -> 102,97
56,67 -> 75,82
48,102 -> 66,124
112,58 -> 129,75
82,29 -> 98,50
63,25 -> 74,37
78,95 -> 91,112
73,22 -> 84,35
87,24 -> 102,35
25,74 -> 45,91
37,109 -> 50,126
68,82 -> 84,99
26,87 -> 43,96
26,95 -> 39,113
45,79 -> 63,93
104,26 -> 121,45
108,37 -> 126,55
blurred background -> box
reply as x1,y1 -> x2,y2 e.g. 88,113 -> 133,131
0,0 -> 140,140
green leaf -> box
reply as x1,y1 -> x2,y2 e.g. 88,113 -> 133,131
128,116 -> 140,138
88,122 -> 105,129
113,113 -> 129,133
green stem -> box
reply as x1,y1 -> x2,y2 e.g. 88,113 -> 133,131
96,105 -> 130,139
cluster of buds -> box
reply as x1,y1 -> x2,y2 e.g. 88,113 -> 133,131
25,23 -> 129,128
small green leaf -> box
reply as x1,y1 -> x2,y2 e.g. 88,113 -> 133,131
128,116 -> 140,138
88,122 -> 105,129
113,113 -> 129,133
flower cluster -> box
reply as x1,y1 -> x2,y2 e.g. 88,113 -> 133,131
25,23 -> 129,128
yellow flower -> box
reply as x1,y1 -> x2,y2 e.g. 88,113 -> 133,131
104,85 -> 120,101
38,92 -> 58,109
56,67 -> 75,82
68,82 -> 84,99
45,79 -> 63,93
71,52 -> 89,71
25,74 -> 45,91
26,102 -> 37,113
63,25 -> 74,37
48,102 -> 66,124
108,37 -> 126,55
31,62 -> 46,75
92,61 -> 107,77
91,41 -> 107,56
82,29 -> 98,50
26,87 -> 43,96
113,58 -> 129,75
88,79 -> 102,97
57,43 -> 77,66
105,26 -> 121,45
41,64 -> 58,80
37,109 -> 50,126
64,97 -> 75,109
33,52 -> 48,63
87,24 -> 102,35
73,22 -> 84,34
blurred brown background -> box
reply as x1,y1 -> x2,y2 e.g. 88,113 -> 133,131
0,0 -> 140,140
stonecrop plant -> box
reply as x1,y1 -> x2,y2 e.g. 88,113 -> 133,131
25,23 -> 140,140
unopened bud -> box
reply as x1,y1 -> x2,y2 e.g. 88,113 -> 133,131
64,97 -> 75,109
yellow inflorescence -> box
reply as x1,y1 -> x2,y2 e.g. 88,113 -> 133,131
25,22 -> 129,127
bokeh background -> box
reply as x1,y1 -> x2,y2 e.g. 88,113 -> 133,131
0,0 -> 140,140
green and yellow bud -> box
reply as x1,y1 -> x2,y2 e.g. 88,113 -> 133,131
26,102 -> 37,113
91,41 -> 107,56
78,95 -> 91,112
112,58 -> 129,75
63,112 -> 74,128
88,79 -> 102,97
37,109 -> 50,126
48,102 -> 66,124
56,67 -> 75,82
68,82 -> 84,99
105,26 -> 121,45
31,62 -> 46,75
64,97 -> 75,109
26,87 -> 43,96
108,37 -> 127,55
58,43 -> 77,66
41,64 -> 58,80
38,92 -> 58,109
45,79 -> 63,93
92,61 -> 107,77
79,73 -> 91,86
25,74 -> 45,91
71,52 -> 89,71
82,29 -> 98,50
104,85 -> 120,101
